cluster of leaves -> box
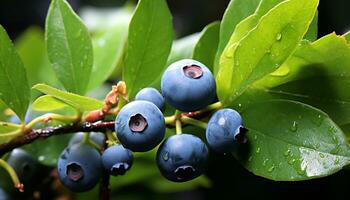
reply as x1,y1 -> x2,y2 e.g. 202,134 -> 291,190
0,0 -> 349,196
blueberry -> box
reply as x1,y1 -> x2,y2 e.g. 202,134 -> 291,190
206,109 -> 247,153
68,132 -> 105,147
57,144 -> 103,192
6,149 -> 39,185
161,59 -> 216,112
101,144 -> 133,176
116,100 -> 165,152
156,134 -> 209,182
0,188 -> 10,200
135,87 -> 165,111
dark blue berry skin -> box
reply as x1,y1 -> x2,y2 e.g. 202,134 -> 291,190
102,145 -> 133,176
6,149 -> 39,184
116,100 -> 165,152
57,144 -> 103,192
161,59 -> 216,112
156,134 -> 209,182
68,132 -> 105,147
135,87 -> 165,111
0,188 -> 10,200
206,109 -> 245,153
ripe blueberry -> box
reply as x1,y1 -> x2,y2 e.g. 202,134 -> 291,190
68,132 -> 105,147
161,59 -> 216,112
101,144 -> 133,176
206,109 -> 247,153
156,134 -> 209,182
57,144 -> 103,192
116,100 -> 165,152
135,87 -> 165,111
6,149 -> 39,185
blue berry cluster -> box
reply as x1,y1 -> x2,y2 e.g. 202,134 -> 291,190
55,59 -> 247,192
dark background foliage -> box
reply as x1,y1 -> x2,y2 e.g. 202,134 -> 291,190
0,0 -> 349,199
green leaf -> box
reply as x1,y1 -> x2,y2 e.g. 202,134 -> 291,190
216,0 -> 287,76
24,134 -> 72,166
32,95 -> 70,111
0,25 -> 30,121
15,27 -> 58,88
193,21 -> 220,71
304,12 -> 318,41
255,33 -> 350,127
214,0 -> 261,75
167,33 -> 200,65
238,100 -> 350,181
46,0 -> 93,95
33,84 -> 103,112
123,0 -> 173,98
344,31 -> 350,42
0,122 -> 20,134
216,0 -> 319,106
87,8 -> 132,90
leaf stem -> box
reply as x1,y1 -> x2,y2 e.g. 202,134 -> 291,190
106,131 -> 119,147
0,159 -> 24,192
175,120 -> 182,135
181,116 -> 207,129
25,113 -> 79,129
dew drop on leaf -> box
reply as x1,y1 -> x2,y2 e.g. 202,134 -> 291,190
290,121 -> 298,132
276,33 -> 282,41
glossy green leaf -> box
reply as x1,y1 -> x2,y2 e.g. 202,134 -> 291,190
33,84 -> 103,112
32,95 -> 70,111
88,8 -> 132,90
214,0 -> 261,75
344,31 -> 350,42
0,25 -> 30,121
255,33 -> 350,127
216,0 -> 286,76
15,27 -> 58,88
193,21 -> 220,71
304,12 -> 318,41
46,0 -> 93,95
123,0 -> 173,98
217,0 -> 319,106
167,33 -> 200,65
237,100 -> 350,181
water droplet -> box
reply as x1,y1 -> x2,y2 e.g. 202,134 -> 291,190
315,143 -> 321,149
319,153 -> 325,158
284,149 -> 291,156
268,165 -> 275,172
297,168 -> 305,175
248,156 -> 253,162
163,152 -> 169,161
290,121 -> 298,132
263,158 -> 269,166
38,156 -> 45,161
270,65 -> 290,77
238,103 -> 242,108
276,33 -> 282,41
256,147 -> 261,154
288,158 -> 296,165
334,157 -> 340,164
253,135 -> 258,140
312,114 -> 323,127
